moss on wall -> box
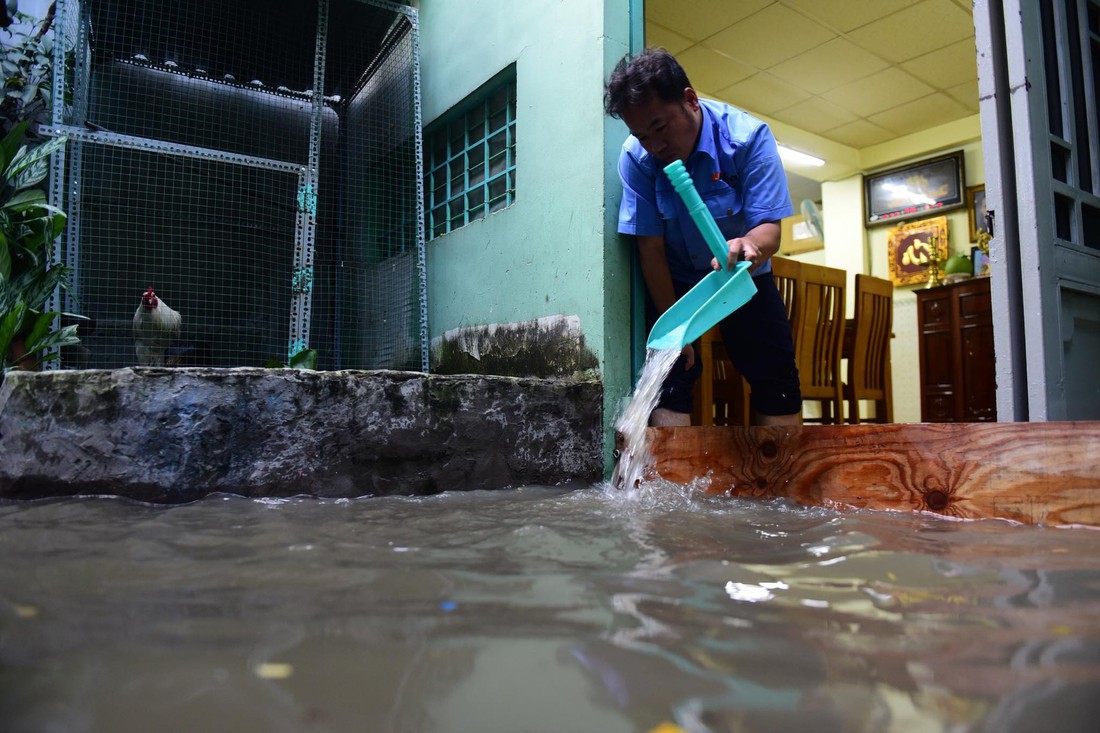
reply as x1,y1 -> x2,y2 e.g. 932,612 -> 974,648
433,316 -> 599,378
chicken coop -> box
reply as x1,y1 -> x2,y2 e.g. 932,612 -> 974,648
44,0 -> 427,370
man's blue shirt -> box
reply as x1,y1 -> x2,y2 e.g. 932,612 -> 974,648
616,99 -> 794,283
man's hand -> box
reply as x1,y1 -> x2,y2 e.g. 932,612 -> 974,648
709,221 -> 783,274
718,235 -> 767,272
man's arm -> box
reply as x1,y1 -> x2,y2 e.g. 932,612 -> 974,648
716,220 -> 782,273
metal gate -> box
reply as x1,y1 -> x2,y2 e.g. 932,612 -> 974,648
45,0 -> 427,370
975,0 -> 1100,420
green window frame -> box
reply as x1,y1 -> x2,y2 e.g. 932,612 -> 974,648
424,66 -> 517,238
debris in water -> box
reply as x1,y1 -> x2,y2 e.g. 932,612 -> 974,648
255,663 -> 294,679
648,722 -> 688,733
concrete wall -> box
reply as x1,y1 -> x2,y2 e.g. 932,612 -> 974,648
417,0 -> 633,467
0,368 -> 603,502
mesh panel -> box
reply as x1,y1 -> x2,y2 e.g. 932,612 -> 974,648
314,1 -> 423,370
68,146 -> 297,368
50,0 -> 425,370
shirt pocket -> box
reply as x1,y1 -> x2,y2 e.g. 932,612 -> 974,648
702,180 -> 744,241
701,180 -> 740,222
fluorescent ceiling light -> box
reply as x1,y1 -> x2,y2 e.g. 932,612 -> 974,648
777,144 -> 825,168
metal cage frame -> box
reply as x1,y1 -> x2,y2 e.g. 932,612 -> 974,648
44,0 -> 428,371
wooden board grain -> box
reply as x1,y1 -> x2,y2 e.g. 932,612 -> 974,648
646,423 -> 1100,527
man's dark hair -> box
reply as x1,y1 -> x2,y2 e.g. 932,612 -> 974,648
604,48 -> 692,119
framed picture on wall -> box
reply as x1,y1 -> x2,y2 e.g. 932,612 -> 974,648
966,184 -> 988,241
887,216 -> 949,286
864,151 -> 965,226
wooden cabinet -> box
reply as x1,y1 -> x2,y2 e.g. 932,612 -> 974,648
916,278 -> 997,422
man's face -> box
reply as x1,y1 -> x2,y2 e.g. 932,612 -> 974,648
621,88 -> 702,164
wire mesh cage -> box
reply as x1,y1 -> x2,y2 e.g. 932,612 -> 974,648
46,0 -> 427,371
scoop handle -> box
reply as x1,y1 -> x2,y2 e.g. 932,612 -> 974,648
663,160 -> 730,264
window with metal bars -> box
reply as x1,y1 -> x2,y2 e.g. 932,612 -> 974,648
424,66 -> 516,238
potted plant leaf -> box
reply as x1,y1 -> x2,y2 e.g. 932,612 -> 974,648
1,120 -> 81,377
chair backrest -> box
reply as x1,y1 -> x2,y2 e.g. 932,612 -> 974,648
709,338 -> 750,425
695,257 -> 802,427
796,262 -> 846,400
769,256 -> 802,341
848,273 -> 894,397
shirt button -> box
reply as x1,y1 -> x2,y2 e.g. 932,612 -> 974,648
727,209 -> 733,216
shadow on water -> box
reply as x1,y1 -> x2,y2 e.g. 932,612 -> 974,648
1,483 -> 1100,732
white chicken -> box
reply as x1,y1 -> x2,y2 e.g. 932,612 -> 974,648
133,286 -> 182,366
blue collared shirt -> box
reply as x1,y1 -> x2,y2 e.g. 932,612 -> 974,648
616,99 -> 794,283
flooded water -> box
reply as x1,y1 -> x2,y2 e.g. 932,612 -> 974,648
2,484 -> 1100,733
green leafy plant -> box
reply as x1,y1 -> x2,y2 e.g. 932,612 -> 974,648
265,348 -> 318,370
1,120 -> 80,376
1,4 -> 57,137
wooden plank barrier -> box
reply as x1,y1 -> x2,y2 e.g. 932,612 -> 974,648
645,423 -> 1100,527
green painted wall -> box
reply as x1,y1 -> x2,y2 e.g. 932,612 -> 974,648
418,0 -> 635,472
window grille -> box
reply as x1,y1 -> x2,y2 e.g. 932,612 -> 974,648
424,66 -> 516,238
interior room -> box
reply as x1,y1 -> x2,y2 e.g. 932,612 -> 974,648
644,0 -> 985,424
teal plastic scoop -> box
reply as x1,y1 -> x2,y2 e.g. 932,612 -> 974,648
646,160 -> 757,350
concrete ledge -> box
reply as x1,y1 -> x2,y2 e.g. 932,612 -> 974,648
0,368 -> 603,503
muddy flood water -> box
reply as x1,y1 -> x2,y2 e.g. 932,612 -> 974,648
2,483 -> 1099,733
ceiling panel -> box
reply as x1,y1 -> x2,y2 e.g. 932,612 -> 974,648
868,92 -> 972,136
772,96 -> 858,134
643,0 -> 981,160
677,45 -> 756,95
822,67 -> 935,118
717,72 -> 811,115
946,79 -> 980,113
846,0 -> 974,64
779,0 -> 919,33
704,4 -> 837,69
900,38 -> 979,89
645,0 -> 771,43
822,119 -> 896,148
768,37 -> 888,95
644,21 -> 693,55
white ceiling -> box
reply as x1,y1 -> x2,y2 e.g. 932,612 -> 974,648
646,0 -> 980,199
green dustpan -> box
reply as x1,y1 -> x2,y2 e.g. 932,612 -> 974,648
646,161 -> 757,351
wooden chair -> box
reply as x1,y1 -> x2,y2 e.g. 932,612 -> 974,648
770,256 -> 803,335
693,256 -> 802,426
694,328 -> 749,425
844,273 -> 894,423
796,262 -> 846,423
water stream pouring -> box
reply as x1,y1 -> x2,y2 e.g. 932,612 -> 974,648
646,160 -> 757,350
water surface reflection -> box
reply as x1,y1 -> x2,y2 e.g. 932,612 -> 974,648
1,483 -> 1099,732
